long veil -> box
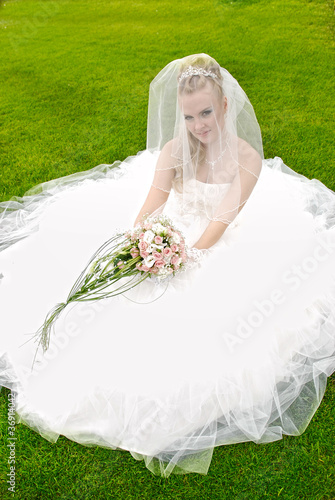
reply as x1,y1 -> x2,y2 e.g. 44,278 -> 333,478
146,54 -> 263,229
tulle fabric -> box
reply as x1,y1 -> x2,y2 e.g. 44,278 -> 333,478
0,150 -> 335,476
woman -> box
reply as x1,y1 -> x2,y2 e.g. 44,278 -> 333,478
135,55 -> 262,251
0,54 -> 334,477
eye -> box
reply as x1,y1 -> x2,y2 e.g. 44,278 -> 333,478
184,115 -> 193,121
202,109 -> 213,117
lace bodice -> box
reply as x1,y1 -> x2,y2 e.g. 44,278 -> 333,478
171,178 -> 231,216
162,179 -> 233,246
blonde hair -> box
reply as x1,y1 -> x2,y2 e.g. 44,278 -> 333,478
173,55 -> 224,192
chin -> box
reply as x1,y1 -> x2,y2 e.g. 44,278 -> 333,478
197,132 -> 212,144
200,136 -> 216,146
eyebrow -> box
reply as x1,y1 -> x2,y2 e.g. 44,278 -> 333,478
183,106 -> 213,118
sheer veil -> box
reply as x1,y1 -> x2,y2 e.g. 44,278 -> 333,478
147,54 -> 264,227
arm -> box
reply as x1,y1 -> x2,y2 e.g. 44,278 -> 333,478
193,147 -> 262,249
134,141 -> 176,226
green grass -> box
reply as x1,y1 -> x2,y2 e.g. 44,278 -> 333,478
0,0 -> 335,498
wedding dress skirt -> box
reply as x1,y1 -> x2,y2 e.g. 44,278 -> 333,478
1,150 -> 335,476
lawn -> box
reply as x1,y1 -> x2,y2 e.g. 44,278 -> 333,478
0,0 -> 334,498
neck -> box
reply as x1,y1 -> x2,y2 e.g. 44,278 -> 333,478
205,133 -> 229,162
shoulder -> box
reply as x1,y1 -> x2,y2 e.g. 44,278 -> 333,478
161,137 -> 179,156
237,137 -> 262,173
237,137 -> 261,162
157,138 -> 179,168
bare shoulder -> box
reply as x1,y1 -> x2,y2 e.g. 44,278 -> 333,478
156,138 -> 179,169
161,138 -> 179,157
237,138 -> 262,164
237,137 -> 262,175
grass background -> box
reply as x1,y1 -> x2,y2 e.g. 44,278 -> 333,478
0,0 -> 334,498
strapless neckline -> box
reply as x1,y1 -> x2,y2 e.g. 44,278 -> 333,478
194,179 -> 231,186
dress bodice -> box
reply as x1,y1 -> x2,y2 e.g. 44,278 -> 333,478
171,178 -> 231,216
163,179 -> 232,246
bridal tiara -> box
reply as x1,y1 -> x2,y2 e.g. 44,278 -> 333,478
178,66 -> 218,83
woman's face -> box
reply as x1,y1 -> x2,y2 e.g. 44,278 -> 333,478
179,81 -> 226,145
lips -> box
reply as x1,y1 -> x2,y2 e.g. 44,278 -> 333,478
197,130 -> 210,137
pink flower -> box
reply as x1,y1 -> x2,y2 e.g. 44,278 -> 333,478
171,255 -> 180,266
170,244 -> 178,253
144,223 -> 152,230
138,241 -> 148,251
163,247 -> 173,258
141,265 -> 150,273
140,251 -> 149,258
154,235 -> 163,245
136,262 -> 142,270
153,251 -> 162,261
150,266 -> 158,274
155,260 -> 165,268
139,232 -> 145,240
130,247 -> 139,257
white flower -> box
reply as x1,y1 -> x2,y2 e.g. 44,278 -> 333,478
143,230 -> 155,244
143,255 -> 156,268
171,232 -> 181,244
152,223 -> 165,235
151,243 -> 165,251
157,268 -> 170,278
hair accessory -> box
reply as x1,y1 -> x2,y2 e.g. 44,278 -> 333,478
178,65 -> 217,83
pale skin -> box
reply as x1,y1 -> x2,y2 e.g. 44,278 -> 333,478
135,81 -> 262,249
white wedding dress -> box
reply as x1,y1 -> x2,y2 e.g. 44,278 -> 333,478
1,150 -> 335,476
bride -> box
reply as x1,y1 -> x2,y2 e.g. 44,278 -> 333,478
0,54 -> 334,477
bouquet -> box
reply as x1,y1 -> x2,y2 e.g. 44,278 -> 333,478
35,215 -> 188,352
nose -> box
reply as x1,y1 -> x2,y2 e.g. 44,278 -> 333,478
194,117 -> 205,132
